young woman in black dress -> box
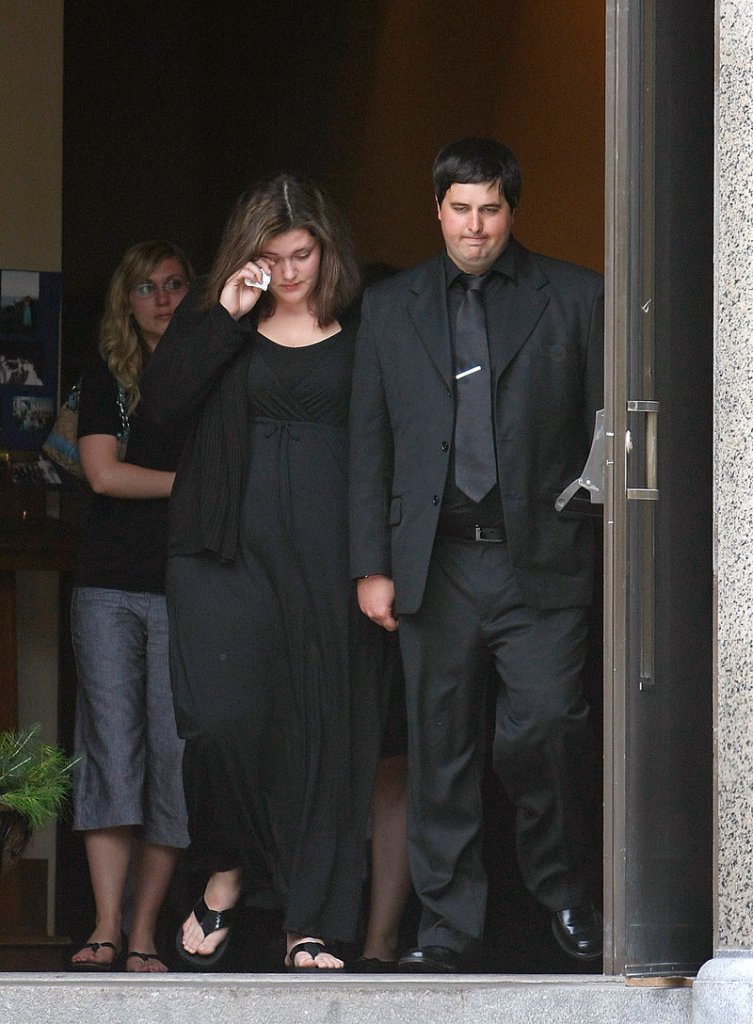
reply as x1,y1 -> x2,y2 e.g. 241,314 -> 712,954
140,177 -> 397,970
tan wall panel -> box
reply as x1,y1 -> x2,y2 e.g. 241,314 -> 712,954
0,0 -> 63,271
0,0 -> 63,932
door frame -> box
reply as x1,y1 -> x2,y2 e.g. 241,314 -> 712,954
602,0 -> 714,976
603,0 -> 649,976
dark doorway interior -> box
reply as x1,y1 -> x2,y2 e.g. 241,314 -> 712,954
58,0 -> 605,973
60,1 -> 605,386
60,2 -> 353,385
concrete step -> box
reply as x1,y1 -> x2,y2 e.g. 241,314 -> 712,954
0,973 -> 693,1024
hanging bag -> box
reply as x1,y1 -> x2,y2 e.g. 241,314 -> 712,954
42,377 -> 130,479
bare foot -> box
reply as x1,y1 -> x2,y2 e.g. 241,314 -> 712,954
126,951 -> 168,973
181,867 -> 242,957
70,933 -> 121,968
286,934 -> 344,970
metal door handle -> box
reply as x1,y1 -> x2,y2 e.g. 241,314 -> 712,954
626,400 -> 659,500
555,409 -> 606,511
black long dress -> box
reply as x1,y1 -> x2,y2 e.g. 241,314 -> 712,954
166,324 -> 385,944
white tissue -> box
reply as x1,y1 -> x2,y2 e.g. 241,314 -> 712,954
243,271 -> 271,291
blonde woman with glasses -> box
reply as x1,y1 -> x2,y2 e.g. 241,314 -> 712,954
69,240 -> 194,973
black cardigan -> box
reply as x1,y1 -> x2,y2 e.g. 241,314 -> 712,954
140,288 -> 257,562
140,287 -> 360,563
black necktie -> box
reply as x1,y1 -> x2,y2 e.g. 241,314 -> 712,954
453,273 -> 497,502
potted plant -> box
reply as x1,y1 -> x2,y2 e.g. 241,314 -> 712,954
0,724 -> 76,877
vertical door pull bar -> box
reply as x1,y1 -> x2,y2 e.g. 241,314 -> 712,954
626,400 -> 659,500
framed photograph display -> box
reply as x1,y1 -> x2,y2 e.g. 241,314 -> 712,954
0,268 -> 62,454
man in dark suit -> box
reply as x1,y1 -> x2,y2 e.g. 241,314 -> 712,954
349,138 -> 603,972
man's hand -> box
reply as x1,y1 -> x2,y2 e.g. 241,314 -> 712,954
357,574 -> 399,632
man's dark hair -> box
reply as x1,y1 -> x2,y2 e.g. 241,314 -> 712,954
432,138 -> 522,210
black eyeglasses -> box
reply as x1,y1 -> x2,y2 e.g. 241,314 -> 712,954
131,276 -> 188,299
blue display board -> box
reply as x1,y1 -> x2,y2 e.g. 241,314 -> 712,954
0,269 -> 62,453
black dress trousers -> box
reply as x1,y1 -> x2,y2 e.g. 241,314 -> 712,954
398,537 -> 591,954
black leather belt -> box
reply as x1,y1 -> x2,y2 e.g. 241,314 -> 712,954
437,525 -> 505,543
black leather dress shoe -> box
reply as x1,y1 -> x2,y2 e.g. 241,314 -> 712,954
398,945 -> 463,973
551,905 -> 603,961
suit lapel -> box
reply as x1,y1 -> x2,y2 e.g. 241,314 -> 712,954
404,245 -> 550,388
488,239 -> 550,383
407,257 -> 453,389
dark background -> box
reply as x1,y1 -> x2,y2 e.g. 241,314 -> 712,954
60,1 -> 607,389
61,1 -> 353,388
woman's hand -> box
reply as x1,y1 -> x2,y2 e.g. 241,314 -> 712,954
219,261 -> 272,320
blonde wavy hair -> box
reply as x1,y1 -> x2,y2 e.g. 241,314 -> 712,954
99,240 -> 194,412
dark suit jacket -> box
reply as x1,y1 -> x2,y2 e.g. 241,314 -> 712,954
348,237 -> 604,613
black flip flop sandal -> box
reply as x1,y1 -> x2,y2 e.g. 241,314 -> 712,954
285,940 -> 343,972
175,896 -> 238,968
67,938 -> 122,972
126,951 -> 167,971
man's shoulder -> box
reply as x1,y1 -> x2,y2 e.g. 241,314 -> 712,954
515,240 -> 603,292
363,256 -> 442,303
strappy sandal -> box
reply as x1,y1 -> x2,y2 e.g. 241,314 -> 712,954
175,896 -> 238,967
285,940 -> 343,972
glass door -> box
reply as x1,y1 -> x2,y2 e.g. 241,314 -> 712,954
603,0 -> 714,976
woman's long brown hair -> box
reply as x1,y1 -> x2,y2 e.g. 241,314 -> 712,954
204,175 -> 360,325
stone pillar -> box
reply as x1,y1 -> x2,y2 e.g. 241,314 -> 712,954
695,2 -> 753,1021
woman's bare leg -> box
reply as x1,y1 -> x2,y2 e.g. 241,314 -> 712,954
70,827 -> 131,966
126,841 -> 181,972
361,755 -> 412,962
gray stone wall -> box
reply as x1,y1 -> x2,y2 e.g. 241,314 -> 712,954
714,0 -> 753,954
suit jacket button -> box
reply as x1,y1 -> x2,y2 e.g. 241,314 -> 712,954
432,495 -> 440,505
441,441 -> 449,452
